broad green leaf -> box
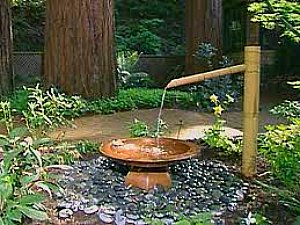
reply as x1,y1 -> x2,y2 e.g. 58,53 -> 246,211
7,219 -> 16,225
30,149 -> 43,167
0,136 -> 9,146
18,194 -> 45,205
20,174 -> 40,186
3,149 -> 22,172
7,208 -> 22,222
0,218 -> 14,225
34,182 -> 53,198
39,181 -> 63,194
32,138 -> 52,146
0,177 -> 13,199
8,127 -> 28,139
17,205 -> 49,221
0,217 -> 5,225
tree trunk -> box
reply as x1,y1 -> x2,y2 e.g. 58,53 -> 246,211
185,0 -> 223,74
44,0 -> 116,98
0,0 -> 13,96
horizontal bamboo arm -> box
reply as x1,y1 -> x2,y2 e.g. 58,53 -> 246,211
166,64 -> 246,89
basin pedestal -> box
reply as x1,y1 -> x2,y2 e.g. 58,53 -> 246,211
125,167 -> 171,190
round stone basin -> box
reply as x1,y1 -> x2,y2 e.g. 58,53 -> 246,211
100,138 -> 199,190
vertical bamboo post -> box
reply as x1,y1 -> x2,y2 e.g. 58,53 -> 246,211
242,46 -> 261,178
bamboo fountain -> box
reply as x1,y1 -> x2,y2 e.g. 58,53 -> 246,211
100,46 -> 260,190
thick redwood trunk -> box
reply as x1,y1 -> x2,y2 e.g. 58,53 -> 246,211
0,0 -> 13,96
185,0 -> 223,74
44,0 -> 116,98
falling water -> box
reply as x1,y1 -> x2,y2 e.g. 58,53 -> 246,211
155,87 -> 168,146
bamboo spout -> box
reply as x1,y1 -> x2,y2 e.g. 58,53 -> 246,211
166,64 -> 246,89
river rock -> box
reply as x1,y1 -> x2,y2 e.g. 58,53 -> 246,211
98,212 -> 114,224
58,209 -> 73,219
56,157 -> 248,223
84,205 -> 99,214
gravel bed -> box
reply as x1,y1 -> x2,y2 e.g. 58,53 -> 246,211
55,156 -> 249,224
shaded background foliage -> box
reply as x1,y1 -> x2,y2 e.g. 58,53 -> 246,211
12,0 -> 185,54
115,0 -> 185,55
12,0 -> 45,51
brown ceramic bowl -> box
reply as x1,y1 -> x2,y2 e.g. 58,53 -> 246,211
100,137 -> 199,168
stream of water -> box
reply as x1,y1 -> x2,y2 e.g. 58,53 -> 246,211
155,87 -> 168,146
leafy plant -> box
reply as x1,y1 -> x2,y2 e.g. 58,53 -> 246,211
259,81 -> 300,187
7,85 -> 88,137
117,51 -> 154,88
75,140 -> 99,155
270,82 -> 300,119
0,129 -> 63,224
256,181 -> 300,215
129,118 -> 168,138
188,43 -> 242,108
130,119 -> 149,137
249,0 -> 300,42
270,100 -> 300,119
116,19 -> 163,54
259,119 -> 300,186
41,143 -> 81,166
203,94 -> 242,155
0,101 -> 14,134
12,0 -> 46,51
147,212 -> 213,225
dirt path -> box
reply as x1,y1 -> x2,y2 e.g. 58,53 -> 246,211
49,108 -> 283,142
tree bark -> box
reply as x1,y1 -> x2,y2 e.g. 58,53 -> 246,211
0,0 -> 13,96
185,0 -> 223,74
44,0 -> 116,98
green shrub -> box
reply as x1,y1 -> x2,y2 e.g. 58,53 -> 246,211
7,85 -> 87,137
259,119 -> 300,186
0,129 -> 63,224
259,81 -> 300,187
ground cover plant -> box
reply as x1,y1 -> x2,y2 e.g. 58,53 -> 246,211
8,85 -> 203,118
